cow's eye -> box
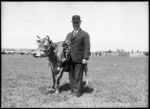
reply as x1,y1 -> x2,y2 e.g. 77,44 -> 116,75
43,45 -> 47,48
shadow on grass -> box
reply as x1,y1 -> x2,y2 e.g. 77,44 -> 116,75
38,85 -> 55,94
81,81 -> 94,94
38,81 -> 94,95
59,83 -> 71,92
59,81 -> 94,94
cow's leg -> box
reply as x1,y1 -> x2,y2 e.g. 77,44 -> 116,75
53,74 -> 59,93
47,71 -> 55,92
52,72 -> 56,90
50,68 -> 64,94
51,70 -> 62,94
55,67 -> 64,93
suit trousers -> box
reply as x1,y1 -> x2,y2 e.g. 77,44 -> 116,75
68,57 -> 84,94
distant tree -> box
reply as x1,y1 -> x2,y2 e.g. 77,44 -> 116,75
108,49 -> 112,53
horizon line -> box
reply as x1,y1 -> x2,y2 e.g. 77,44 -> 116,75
1,47 -> 149,52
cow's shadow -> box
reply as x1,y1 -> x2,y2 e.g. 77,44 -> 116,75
59,81 -> 94,94
39,81 -> 93,95
59,83 -> 70,92
81,82 -> 94,94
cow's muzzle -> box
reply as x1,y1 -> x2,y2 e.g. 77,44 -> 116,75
32,50 -> 45,58
33,53 -> 38,58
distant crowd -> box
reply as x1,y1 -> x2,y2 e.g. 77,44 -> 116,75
1,48 -> 149,57
90,49 -> 148,57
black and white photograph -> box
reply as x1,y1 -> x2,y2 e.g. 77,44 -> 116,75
1,1 -> 148,107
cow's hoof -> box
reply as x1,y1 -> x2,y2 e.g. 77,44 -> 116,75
57,67 -> 60,71
85,80 -> 89,87
55,89 -> 59,94
62,58 -> 67,63
47,87 -> 55,93
47,87 -> 55,91
85,84 -> 88,87
85,83 -> 88,87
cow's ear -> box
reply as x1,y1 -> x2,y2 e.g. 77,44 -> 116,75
51,42 -> 56,48
36,40 -> 41,44
50,40 -> 52,43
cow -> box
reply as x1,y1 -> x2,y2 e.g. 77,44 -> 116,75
33,35 -> 89,94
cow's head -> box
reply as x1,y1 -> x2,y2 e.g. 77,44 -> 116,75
33,35 -> 54,57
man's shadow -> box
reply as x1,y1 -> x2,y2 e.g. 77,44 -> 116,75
59,81 -> 94,94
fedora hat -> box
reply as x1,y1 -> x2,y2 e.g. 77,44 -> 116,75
71,15 -> 82,22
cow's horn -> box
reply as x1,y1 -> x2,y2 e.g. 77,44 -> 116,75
46,35 -> 50,40
37,35 -> 41,40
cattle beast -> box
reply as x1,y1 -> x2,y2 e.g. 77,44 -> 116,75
33,35 -> 89,94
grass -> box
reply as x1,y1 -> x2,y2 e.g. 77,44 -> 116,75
1,55 -> 148,107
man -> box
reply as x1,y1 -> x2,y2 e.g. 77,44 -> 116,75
65,15 -> 90,97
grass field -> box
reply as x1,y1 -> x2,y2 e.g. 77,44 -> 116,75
1,55 -> 148,107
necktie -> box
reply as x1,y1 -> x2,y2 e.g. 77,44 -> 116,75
73,31 -> 77,38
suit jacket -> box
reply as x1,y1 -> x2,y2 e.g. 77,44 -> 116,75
65,29 -> 90,63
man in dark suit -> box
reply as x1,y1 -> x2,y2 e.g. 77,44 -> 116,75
65,15 -> 91,97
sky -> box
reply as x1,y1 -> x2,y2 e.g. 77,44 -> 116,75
2,2 -> 149,52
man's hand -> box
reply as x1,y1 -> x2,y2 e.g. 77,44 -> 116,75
82,59 -> 88,64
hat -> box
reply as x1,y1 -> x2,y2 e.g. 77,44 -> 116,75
71,15 -> 82,22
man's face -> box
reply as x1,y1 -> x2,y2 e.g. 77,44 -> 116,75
72,22 -> 81,30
